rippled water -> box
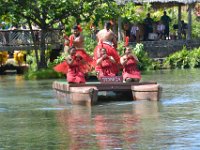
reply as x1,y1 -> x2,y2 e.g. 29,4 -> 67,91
0,69 -> 200,150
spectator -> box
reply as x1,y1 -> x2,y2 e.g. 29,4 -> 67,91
156,21 -> 165,40
130,23 -> 140,42
143,13 -> 154,41
181,20 -> 187,39
0,22 -> 5,30
160,11 -> 171,40
11,24 -> 18,30
31,23 -> 40,43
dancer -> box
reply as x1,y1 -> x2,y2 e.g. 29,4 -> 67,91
68,25 -> 92,64
54,46 -> 90,83
120,47 -> 141,82
62,30 -> 70,54
94,22 -> 120,73
95,47 -> 118,79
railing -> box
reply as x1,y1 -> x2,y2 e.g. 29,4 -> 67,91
1,29 -> 199,58
0,29 -> 63,51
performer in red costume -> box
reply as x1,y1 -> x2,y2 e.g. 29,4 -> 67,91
62,30 -> 70,54
95,48 -> 118,79
54,46 -> 90,83
94,22 -> 120,72
120,47 -> 141,82
68,25 -> 93,64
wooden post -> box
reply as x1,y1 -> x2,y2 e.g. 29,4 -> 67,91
118,16 -> 122,41
178,4 -> 182,39
187,4 -> 192,40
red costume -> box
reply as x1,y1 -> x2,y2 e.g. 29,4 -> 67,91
124,36 -> 129,46
68,26 -> 93,65
66,58 -> 86,83
122,56 -> 141,81
96,56 -> 118,79
94,42 -> 120,74
54,56 -> 90,83
63,35 -> 69,46
68,35 -> 93,67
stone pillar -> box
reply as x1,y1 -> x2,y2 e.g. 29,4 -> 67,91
178,4 -> 182,39
187,4 -> 192,40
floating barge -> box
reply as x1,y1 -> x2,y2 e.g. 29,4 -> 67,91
0,65 -> 28,74
52,81 -> 162,106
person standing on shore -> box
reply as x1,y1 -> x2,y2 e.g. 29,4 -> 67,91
143,13 -> 154,41
160,11 -> 171,40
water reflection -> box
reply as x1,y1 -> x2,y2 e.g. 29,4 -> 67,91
57,106 -> 92,150
94,114 -> 132,149
15,75 -> 25,86
55,100 -> 163,149
56,101 -> 159,150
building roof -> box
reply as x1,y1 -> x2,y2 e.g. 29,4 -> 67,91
115,0 -> 200,5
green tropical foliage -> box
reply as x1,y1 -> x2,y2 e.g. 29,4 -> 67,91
84,37 -> 97,55
0,0 -> 115,69
134,43 -> 160,70
24,68 -> 63,80
85,1 -> 119,26
192,18 -> 200,38
121,2 -> 151,24
188,48 -> 200,68
163,46 -> 200,69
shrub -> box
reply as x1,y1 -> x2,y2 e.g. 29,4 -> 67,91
163,46 -> 200,69
134,43 -> 159,70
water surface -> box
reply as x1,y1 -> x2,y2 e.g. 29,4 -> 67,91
0,69 -> 200,150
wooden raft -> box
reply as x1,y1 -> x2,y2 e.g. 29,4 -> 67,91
52,81 -> 162,106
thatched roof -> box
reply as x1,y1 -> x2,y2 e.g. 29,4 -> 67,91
115,0 -> 200,5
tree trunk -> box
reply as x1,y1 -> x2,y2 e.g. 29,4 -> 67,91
39,30 -> 47,69
27,20 -> 39,69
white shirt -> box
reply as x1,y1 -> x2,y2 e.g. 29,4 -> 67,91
130,26 -> 139,36
157,24 -> 165,32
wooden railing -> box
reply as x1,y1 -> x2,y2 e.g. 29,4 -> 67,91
1,29 -> 199,58
0,29 -> 63,51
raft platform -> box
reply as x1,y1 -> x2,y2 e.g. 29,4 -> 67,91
52,81 -> 162,106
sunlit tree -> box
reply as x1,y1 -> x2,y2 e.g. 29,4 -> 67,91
1,0 -> 118,69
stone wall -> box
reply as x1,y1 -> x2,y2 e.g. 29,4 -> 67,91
131,39 -> 200,58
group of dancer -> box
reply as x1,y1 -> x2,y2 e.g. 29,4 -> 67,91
54,22 -> 141,84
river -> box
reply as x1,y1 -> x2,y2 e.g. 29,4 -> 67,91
0,69 -> 200,150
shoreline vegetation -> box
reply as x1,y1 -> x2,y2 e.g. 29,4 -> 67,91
23,43 -> 200,80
